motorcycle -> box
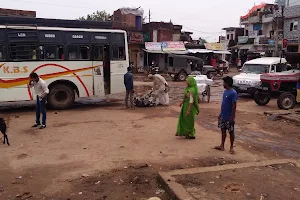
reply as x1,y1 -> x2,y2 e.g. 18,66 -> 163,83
215,63 -> 224,77
150,62 -> 159,75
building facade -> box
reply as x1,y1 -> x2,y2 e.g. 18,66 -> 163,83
284,3 -> 300,52
143,22 -> 182,42
113,8 -> 144,72
239,4 -> 280,55
221,27 -> 244,48
284,0 -> 300,64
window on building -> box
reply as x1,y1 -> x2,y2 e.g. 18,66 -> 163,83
112,46 -> 125,60
231,34 -> 234,40
287,45 -> 299,52
258,30 -> 263,35
290,21 -> 298,31
227,34 -> 230,40
245,30 -> 249,36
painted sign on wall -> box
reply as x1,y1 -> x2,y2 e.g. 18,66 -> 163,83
145,42 -> 162,51
161,41 -> 186,51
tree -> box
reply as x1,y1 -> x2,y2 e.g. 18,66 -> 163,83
78,10 -> 111,21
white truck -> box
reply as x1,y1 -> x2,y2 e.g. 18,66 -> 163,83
232,57 -> 288,95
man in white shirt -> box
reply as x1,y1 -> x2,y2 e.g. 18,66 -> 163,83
29,73 -> 49,129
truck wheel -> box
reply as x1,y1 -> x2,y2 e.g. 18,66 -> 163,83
254,91 -> 271,106
48,84 -> 75,110
178,71 -> 187,81
277,92 -> 296,110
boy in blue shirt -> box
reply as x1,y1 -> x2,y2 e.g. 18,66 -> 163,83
214,76 -> 238,154
124,66 -> 134,109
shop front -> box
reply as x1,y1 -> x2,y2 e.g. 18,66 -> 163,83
143,41 -> 187,72
128,31 -> 144,72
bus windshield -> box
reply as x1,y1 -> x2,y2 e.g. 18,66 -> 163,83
242,64 -> 269,74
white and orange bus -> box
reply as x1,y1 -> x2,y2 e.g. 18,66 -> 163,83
0,25 -> 128,109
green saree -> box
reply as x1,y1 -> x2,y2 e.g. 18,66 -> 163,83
176,77 -> 200,138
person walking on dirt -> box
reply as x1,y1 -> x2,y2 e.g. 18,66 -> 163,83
176,77 -> 200,139
124,66 -> 134,109
214,76 -> 238,154
29,73 -> 49,129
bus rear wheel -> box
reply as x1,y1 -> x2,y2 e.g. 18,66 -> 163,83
48,84 -> 75,110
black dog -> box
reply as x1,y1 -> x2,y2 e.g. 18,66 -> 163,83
0,118 -> 9,146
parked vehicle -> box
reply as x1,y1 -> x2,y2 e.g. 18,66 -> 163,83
233,57 -> 288,96
150,61 -> 159,75
254,69 -> 300,110
190,74 -> 213,103
0,25 -> 129,110
167,54 -> 216,81
215,63 -> 224,77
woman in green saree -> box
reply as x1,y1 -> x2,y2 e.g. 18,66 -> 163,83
176,76 -> 200,139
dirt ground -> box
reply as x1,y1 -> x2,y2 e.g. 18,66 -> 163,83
0,71 -> 300,200
176,163 -> 300,200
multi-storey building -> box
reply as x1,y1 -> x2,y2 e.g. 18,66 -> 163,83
221,27 -> 244,48
113,7 -> 144,72
239,3 -> 280,55
284,0 -> 300,63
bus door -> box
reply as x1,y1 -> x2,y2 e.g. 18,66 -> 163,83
110,33 -> 127,94
92,45 -> 105,96
91,33 -> 111,96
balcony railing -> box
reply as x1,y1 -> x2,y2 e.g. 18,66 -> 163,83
249,16 -> 261,23
262,15 -> 274,23
240,18 -> 249,25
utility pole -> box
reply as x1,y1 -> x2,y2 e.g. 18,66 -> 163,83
275,3 -> 285,57
275,13 -> 279,57
148,9 -> 151,23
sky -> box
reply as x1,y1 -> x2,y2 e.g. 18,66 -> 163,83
0,0 -> 275,42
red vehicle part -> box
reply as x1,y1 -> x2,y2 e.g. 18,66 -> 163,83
255,70 -> 300,109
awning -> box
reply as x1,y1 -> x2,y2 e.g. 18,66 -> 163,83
230,45 -> 242,49
143,49 -> 166,54
166,50 -> 189,54
240,44 -> 254,50
213,50 -> 231,54
188,49 -> 213,54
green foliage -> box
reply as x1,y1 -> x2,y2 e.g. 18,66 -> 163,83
78,10 -> 111,21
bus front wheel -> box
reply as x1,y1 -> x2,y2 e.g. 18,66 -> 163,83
48,84 -> 75,110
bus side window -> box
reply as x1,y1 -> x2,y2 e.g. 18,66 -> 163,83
93,46 -> 103,61
44,45 -> 57,60
80,46 -> 90,60
0,45 -> 4,60
68,45 -> 79,60
58,46 -> 64,60
112,46 -> 125,60
9,44 -> 39,61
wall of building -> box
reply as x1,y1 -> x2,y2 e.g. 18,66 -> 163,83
286,0 -> 300,6
284,4 -> 300,39
158,29 -> 173,41
284,17 -> 300,39
0,8 -> 36,17
262,23 -> 273,37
